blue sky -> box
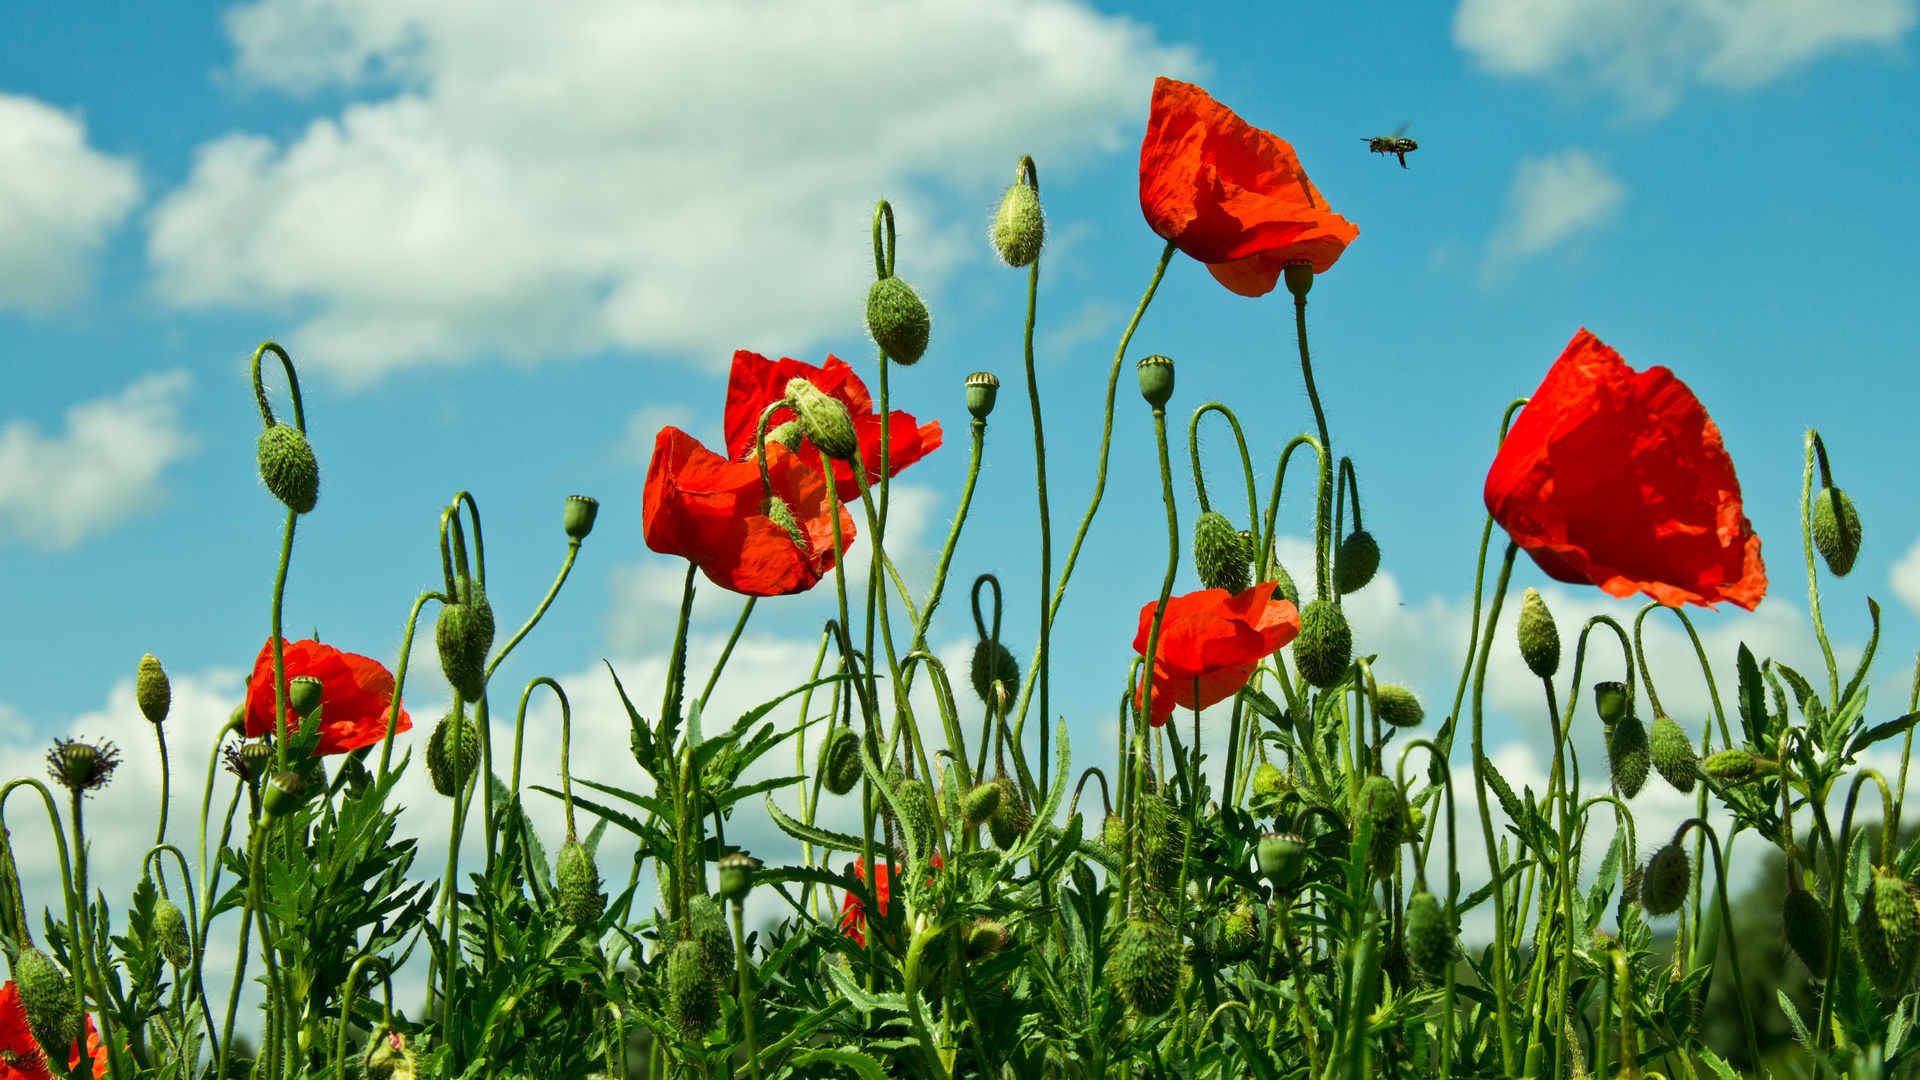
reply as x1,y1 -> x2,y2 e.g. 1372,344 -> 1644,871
3,0 -> 1920,951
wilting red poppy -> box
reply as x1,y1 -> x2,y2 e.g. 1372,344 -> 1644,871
644,426 -> 855,597
722,350 -> 941,504
1139,77 -> 1359,298
839,853 -> 942,947
1484,329 -> 1766,611
1133,582 -> 1301,726
0,981 -> 106,1080
245,638 -> 411,756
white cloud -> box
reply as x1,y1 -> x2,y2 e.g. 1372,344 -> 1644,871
1486,149 -> 1625,269
0,372 -> 197,550
1454,0 -> 1916,114
148,0 -> 1193,385
0,93 -> 142,312
1894,535 -> 1920,620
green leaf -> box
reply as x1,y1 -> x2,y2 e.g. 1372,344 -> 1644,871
1694,1044 -> 1741,1080
1239,686 -> 1281,721
1775,663 -> 1825,727
1840,597 -> 1883,712
1736,643 -> 1767,748
1478,753 -> 1538,853
764,796 -> 867,854
1849,712 -> 1920,758
1457,859 -> 1532,916
824,963 -> 907,1014
791,1048 -> 892,1080
1585,828 -> 1624,928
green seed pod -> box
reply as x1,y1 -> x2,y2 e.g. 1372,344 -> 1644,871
1782,885 -> 1831,977
1812,486 -> 1863,578
965,918 -> 1010,962
1607,713 -> 1650,799
1374,684 -> 1425,728
667,939 -> 721,1034
987,777 -> 1031,851
1516,588 -> 1560,679
1292,600 -> 1353,689
237,740 -> 275,783
1335,530 -> 1380,595
555,838 -> 606,927
717,853 -> 757,904
1257,831 -> 1307,888
965,371 -> 1000,420
970,639 -> 1020,712
784,377 -> 859,462
1593,681 -> 1629,725
288,674 -> 324,719
893,777 -> 938,859
819,727 -> 862,797
962,782 -> 1002,828
1136,355 -> 1175,409
47,737 -> 119,794
764,495 -> 808,551
426,712 -> 480,798
16,946 -> 81,1059
263,771 -> 307,821
1855,869 -> 1920,999
1102,812 -> 1126,854
990,179 -> 1046,268
1211,902 -> 1258,964
1405,891 -> 1454,977
866,275 -> 932,365
1648,714 -> 1698,794
136,653 -> 171,726
563,494 -> 598,540
1194,511 -> 1251,595
1701,747 -> 1766,785
1640,843 -> 1690,917
257,422 -> 320,514
1110,918 -> 1183,1015
155,896 -> 193,970
1283,261 -> 1315,299
1358,774 -> 1406,874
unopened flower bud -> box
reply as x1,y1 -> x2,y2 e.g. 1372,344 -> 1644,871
289,675 -> 324,720
563,495 -> 599,541
364,1028 -> 417,1080
426,712 -> 479,797
818,727 -> 863,797
1265,556 -> 1301,607
717,852 -> 758,903
965,371 -> 1000,420
136,654 -> 171,726
785,378 -> 858,462
1516,588 -> 1560,679
1782,884 -> 1830,977
667,939 -> 720,1034
962,782 -> 1002,828
436,575 -> 495,703
1136,355 -> 1175,409
1701,747 -> 1769,785
990,178 -> 1045,268
866,276 -> 931,365
1292,600 -> 1352,689
765,421 -> 805,455
1210,902 -> 1258,963
1607,713 -> 1650,798
1640,841 -> 1690,916
1110,918 -> 1181,1015
1335,530 -> 1380,595
155,896 -> 193,969
965,917 -> 1011,962
971,639 -> 1020,712
1593,681 -> 1629,725
555,837 -> 606,926
1856,868 -> 1920,998
16,946 -> 80,1060
1648,714 -> 1698,794
1405,891 -> 1454,977
1358,774 -> 1406,874
257,422 -> 320,514
263,771 -> 307,821
987,776 -> 1030,850
1102,812 -> 1126,853
1283,261 -> 1315,299
1812,486 -> 1863,578
765,496 -> 808,552
1193,511 -> 1250,594
1374,684 -> 1425,728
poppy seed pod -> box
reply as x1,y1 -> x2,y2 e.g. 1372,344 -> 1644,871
962,782 -> 1002,828
1607,713 -> 1650,798
1193,512 -> 1250,595
1292,600 -> 1352,689
237,741 -> 275,782
970,639 -> 1020,712
1257,831 -> 1307,887
257,422 -> 320,514
1111,918 -> 1182,1015
1211,902 -> 1258,963
1639,842 -> 1690,916
764,496 -> 808,552
818,727 -> 863,796
136,654 -> 171,726
1283,261 -> 1315,299
426,712 -> 479,797
1648,714 -> 1698,794
687,894 -> 735,978
1136,355 -> 1175,409
965,917 -> 1011,962
1782,885 -> 1831,977
717,852 -> 758,903
288,674 -> 324,720
47,737 -> 119,795
1701,747 -> 1767,785
563,495 -> 599,541
264,771 -> 307,821
1593,681 -> 1629,725
965,371 -> 1000,420
1335,530 -> 1380,595
555,838 -> 606,927
155,896 -> 193,969
988,776 -> 1031,850
1405,891 -> 1455,977
784,378 -> 859,462
666,939 -> 720,1034
1516,588 -> 1560,679
16,946 -> 81,1059
1811,486 -> 1863,578
1374,684 -> 1425,728
866,275 -> 932,365
1856,869 -> 1920,998
991,179 -> 1046,268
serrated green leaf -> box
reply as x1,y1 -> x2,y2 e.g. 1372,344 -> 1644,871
764,796 -> 867,854
792,1048 -> 892,1080
824,962 -> 908,1013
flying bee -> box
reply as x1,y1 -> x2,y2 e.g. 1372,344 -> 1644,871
1365,123 -> 1418,168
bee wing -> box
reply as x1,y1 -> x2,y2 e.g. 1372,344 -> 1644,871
1392,121 -> 1411,139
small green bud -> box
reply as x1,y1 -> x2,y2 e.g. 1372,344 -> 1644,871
1701,747 -> 1768,785
667,939 -> 721,1034
865,275 -> 932,365
819,727 -> 862,797
892,777 -> 938,860
435,575 -> 495,703
1639,842 -> 1690,916
1136,355 -> 1175,409
1110,918 -> 1182,1015
987,776 -> 1031,850
1374,684 -> 1425,728
288,674 -> 324,720
764,495 -> 808,551
1257,831 -> 1307,887
784,377 -> 858,462
970,638 -> 1020,713
1812,486 -> 1863,577
237,741 -> 275,782
555,838 -> 606,927
990,178 -> 1045,268
563,495 -> 599,541
1283,261 -> 1314,299
965,917 -> 1010,962
1102,812 -> 1126,853
363,1028 -> 417,1080
1193,511 -> 1250,594
1856,868 -> 1920,998
962,782 -> 1002,828
155,896 -> 193,969
717,853 -> 758,903
1266,557 -> 1301,607
1335,530 -> 1380,595
1358,774 -> 1406,874
257,422 -> 320,514
1210,902 -> 1258,964
1516,588 -> 1560,679
1648,714 -> 1698,794
16,946 -> 81,1060
965,371 -> 1000,420
1593,681 -> 1629,725
137,653 -> 171,725
687,894 -> 734,978
426,712 -> 479,798
1405,891 -> 1455,977
1292,600 -> 1352,689
263,770 -> 307,821
1782,885 -> 1831,977
1607,713 -> 1650,799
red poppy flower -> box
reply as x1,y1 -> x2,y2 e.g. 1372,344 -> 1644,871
839,853 -> 942,947
0,981 -> 106,1080
245,639 -> 411,755
1132,582 -> 1301,726
644,426 -> 855,597
722,350 -> 941,504
1139,77 -> 1359,298
1484,329 -> 1766,611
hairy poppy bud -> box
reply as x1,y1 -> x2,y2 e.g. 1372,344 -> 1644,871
1335,530 -> 1380,595
1193,512 -> 1250,595
1593,681 -> 1629,725
1812,486 -> 1863,577
784,378 -> 858,462
17,946 -> 81,1059
264,771 -> 307,821
965,917 -> 1011,962
817,728 -> 863,797
988,776 -> 1031,850
1374,684 -> 1424,728
1292,600 -> 1352,689
1249,761 -> 1288,818
47,737 -> 119,795
426,713 -> 479,798
258,422 -> 320,514
1516,588 -> 1560,679
765,421 -> 805,456
1856,868 -> 1920,998
893,777 -> 938,859
155,896 -> 193,969
1358,774 -> 1406,874
866,275 -> 932,365
667,939 -> 721,1034
764,496 -> 808,552
1648,714 -> 1698,794
1405,891 -> 1454,977
1257,832 -> 1306,887
1266,557 -> 1301,607
1782,884 -> 1831,977
1283,261 -> 1314,299
563,495 -> 599,541
1137,789 -> 1185,888
1639,842 -> 1690,916
965,371 -> 1000,420
555,838 -> 605,927
1136,355 -> 1175,409
436,575 -> 495,703
962,782 -> 1002,828
136,654 -> 171,726
1701,747 -> 1768,785
990,179 -> 1045,268
1210,902 -> 1258,963
1111,918 -> 1182,1015
1095,814 -> 1123,857
717,852 -> 758,903
685,894 -> 734,979
970,639 -> 1020,712
1607,713 -> 1650,798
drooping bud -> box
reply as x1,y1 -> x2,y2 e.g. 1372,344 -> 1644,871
1210,902 -> 1258,964
1266,557 -> 1301,608
764,496 -> 808,552
1358,774 -> 1406,874
426,713 -> 480,798
1405,891 -> 1454,978
1856,868 -> 1920,999
892,777 -> 938,860
563,495 -> 599,541
436,575 -> 496,704
1135,355 -> 1175,409
1593,682 -> 1629,725
784,378 -> 858,462
1102,812 -> 1126,853
257,422 -> 320,514
1292,600 -> 1352,689
819,728 -> 863,797
1639,842 -> 1690,916
866,276 -> 932,365
962,782 -> 1002,828
1110,918 -> 1182,1015
555,838 -> 606,927
1782,884 -> 1831,977
1374,684 -> 1425,728
990,178 -> 1046,268
987,776 -> 1031,851
765,421 -> 805,455
16,946 -> 81,1060
1811,486 -> 1863,578
1193,512 -> 1250,595
136,654 -> 171,726
46,738 -> 120,795
667,939 -> 721,1034
1283,261 -> 1314,299
1701,747 -> 1768,785
965,918 -> 1011,962
1648,714 -> 1698,794
155,896 -> 193,969
970,639 -> 1020,712
1335,530 -> 1380,595
1257,831 -> 1307,888
717,852 -> 758,903
965,371 -> 1000,420
263,771 -> 307,821
1516,588 -> 1560,679
1607,713 -> 1650,799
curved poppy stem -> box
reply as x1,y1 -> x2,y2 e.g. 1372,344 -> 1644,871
1631,603 -> 1731,747
1396,738 -> 1457,1074
1136,402 -> 1182,737
904,411 -> 987,666
1472,541 -> 1521,1076
1801,431 -> 1842,705
379,590 -> 441,784
1671,818 -> 1761,1067
1188,402 -> 1261,552
696,598 -> 756,712
1008,165 -> 1055,799
510,677 -> 569,798
849,453 -> 932,788
1289,287 -> 1334,599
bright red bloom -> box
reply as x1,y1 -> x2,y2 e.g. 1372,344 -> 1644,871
722,350 -> 942,504
0,982 -> 106,1080
839,853 -> 942,947
1139,77 -> 1359,298
246,639 -> 411,755
1132,582 -> 1301,726
644,426 -> 855,597
1484,329 -> 1767,611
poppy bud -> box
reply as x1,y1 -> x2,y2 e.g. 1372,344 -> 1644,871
687,893 -> 734,978
237,741 -> 275,783
1701,747 -> 1769,785
1782,884 -> 1831,977
1593,681 -> 1629,725
16,946 -> 81,1059
46,737 -> 119,795
1811,486 -> 1863,578
563,495 -> 599,541
1516,588 -> 1560,679
1256,831 -> 1306,887
962,782 -> 1002,828
893,777 -> 938,859
1648,714 -> 1698,794
1607,713 -> 1650,798
1374,684 -> 1425,728
155,896 -> 193,969
1358,774 -> 1406,874
1248,761 -> 1288,818
784,378 -> 859,462
970,639 -> 1020,712
818,727 -> 863,797
1335,530 -> 1380,595
988,776 -> 1031,850
965,917 -> 1011,962
1855,868 -> 1920,998
1265,557 -> 1301,608
1136,355 -> 1175,409
1193,511 -> 1250,595
1405,891 -> 1454,977
762,420 -> 805,456
1639,842 -> 1690,916
1210,902 -> 1258,963
263,771 -> 307,821
436,575 -> 495,703
136,654 -> 171,726
866,275 -> 932,366
556,838 -> 606,927
667,939 -> 721,1034
288,674 -> 324,720
765,496 -> 809,552
257,422 -> 320,514
990,178 -> 1046,268
426,712 -> 479,797
364,1029 -> 418,1080
1283,261 -> 1315,299
965,371 -> 1000,420
1102,812 -> 1126,853
717,852 -> 758,903
1292,600 -> 1352,689
1110,918 -> 1182,1015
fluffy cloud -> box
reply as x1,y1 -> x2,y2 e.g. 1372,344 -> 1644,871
1454,0 -> 1917,114
1894,535 -> 1920,620
148,0 -> 1193,385
0,372 -> 197,549
1486,149 -> 1625,269
0,93 -> 142,312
